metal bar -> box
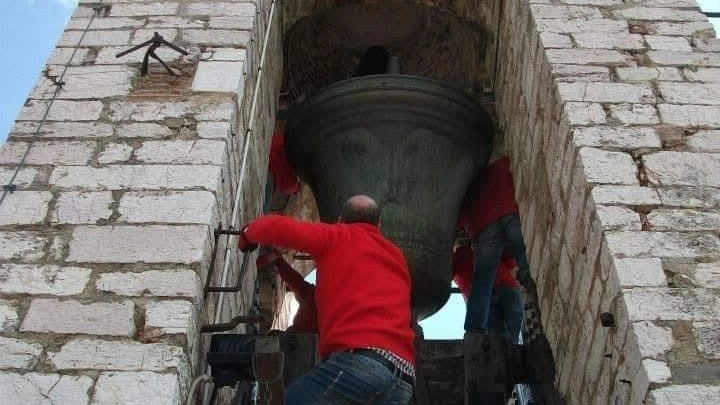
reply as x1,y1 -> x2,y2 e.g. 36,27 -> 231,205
705,11 -> 720,18
205,245 -> 252,293
200,315 -> 264,333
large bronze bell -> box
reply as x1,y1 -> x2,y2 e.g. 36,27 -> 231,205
285,75 -> 494,320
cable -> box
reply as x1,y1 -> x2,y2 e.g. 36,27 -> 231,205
186,374 -> 213,405
0,2 -> 102,206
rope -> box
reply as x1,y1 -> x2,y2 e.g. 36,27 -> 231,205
185,374 -> 213,405
0,2 -> 102,206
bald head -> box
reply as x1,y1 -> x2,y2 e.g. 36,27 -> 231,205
340,195 -> 380,226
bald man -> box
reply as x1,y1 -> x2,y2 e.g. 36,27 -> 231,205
238,195 -> 415,405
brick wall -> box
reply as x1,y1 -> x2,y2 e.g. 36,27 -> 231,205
0,0 -> 282,403
495,0 -> 720,404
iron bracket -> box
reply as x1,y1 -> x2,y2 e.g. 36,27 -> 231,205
115,32 -> 188,76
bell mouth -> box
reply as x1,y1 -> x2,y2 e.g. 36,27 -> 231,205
285,74 -> 493,320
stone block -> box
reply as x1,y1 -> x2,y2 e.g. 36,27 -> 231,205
531,4 -> 602,19
196,100 -> 236,121
658,104 -> 720,127
645,21 -> 716,36
573,127 -> 661,150
694,263 -> 720,289
572,33 -> 645,50
108,100 -> 192,121
96,269 -> 202,300
98,143 -> 133,164
201,48 -> 247,62
11,121 -> 113,138
50,338 -> 187,371
118,191 -> 218,224
685,68 -> 720,83
579,148 -> 639,185
110,2 -> 180,16
616,67 -> 683,82
613,258 -> 666,287
657,187 -> 720,208
52,191 -> 114,224
559,0 -> 620,4
58,30 -> 132,47
0,232 -> 47,262
67,225 -> 209,264
145,300 -> 196,339
693,321 -> 720,360
0,337 -> 43,369
623,288 -> 720,321
546,49 -> 633,65
648,209 -> 720,231
647,385 -> 720,405
643,152 -> 720,187
50,165 -> 222,191
66,17 -> 146,30
197,121 -> 232,139
146,16 -> 206,29
0,264 -> 91,296
17,100 -> 103,121
552,64 -> 611,81
21,298 -> 135,336
0,300 -> 19,332
192,61 -> 245,94
0,141 -> 95,165
134,140 -> 227,164
91,371 -> 180,405
609,104 -> 660,125
0,191 -> 52,225
694,38 -> 720,53
596,206 -> 642,231
648,51 -> 720,67
558,82 -> 655,103
659,82 -> 720,105
535,18 -> 628,34
0,373 -> 93,404
633,359 -> 672,404
645,35 -> 692,52
184,2 -> 256,17
209,16 -> 255,30
48,47 -> 89,65
0,167 -> 37,188
32,66 -> 135,99
606,231 -> 720,258
615,8 -> 706,21
117,123 -> 174,138
183,29 -> 251,46
564,102 -> 606,125
629,321 -> 673,359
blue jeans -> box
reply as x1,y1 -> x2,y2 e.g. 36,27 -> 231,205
487,286 -> 525,344
465,214 -> 529,332
285,351 -> 414,405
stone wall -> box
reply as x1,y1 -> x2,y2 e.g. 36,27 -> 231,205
0,0 -> 282,403
495,0 -> 720,404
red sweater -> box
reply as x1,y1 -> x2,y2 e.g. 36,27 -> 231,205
461,156 -> 519,237
245,215 -> 415,364
268,132 -> 300,195
273,258 -> 318,333
452,246 -> 519,300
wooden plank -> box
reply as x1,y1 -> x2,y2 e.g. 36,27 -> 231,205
279,333 -> 319,387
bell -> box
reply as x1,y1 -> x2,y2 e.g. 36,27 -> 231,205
285,74 -> 493,320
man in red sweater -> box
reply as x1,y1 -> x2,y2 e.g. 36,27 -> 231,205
256,249 -> 318,333
452,247 -> 524,344
239,195 -> 415,405
460,155 -> 530,333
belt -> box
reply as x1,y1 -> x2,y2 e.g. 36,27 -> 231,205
348,349 -> 415,386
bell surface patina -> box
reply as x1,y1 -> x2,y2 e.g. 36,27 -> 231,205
286,74 -> 494,320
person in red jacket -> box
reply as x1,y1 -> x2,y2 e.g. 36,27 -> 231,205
459,155 -> 530,333
452,246 -> 524,344
263,120 -> 300,212
238,195 -> 415,405
256,248 -> 318,333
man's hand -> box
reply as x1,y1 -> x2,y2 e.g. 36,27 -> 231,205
257,248 -> 282,270
237,226 -> 258,253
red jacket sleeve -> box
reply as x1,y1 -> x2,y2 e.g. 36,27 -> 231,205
244,215 -> 333,257
275,258 -> 313,300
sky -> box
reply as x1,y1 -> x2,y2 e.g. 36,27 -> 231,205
0,1 -> 718,339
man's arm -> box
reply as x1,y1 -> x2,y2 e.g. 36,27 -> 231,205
275,258 -> 313,298
244,215 -> 333,257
